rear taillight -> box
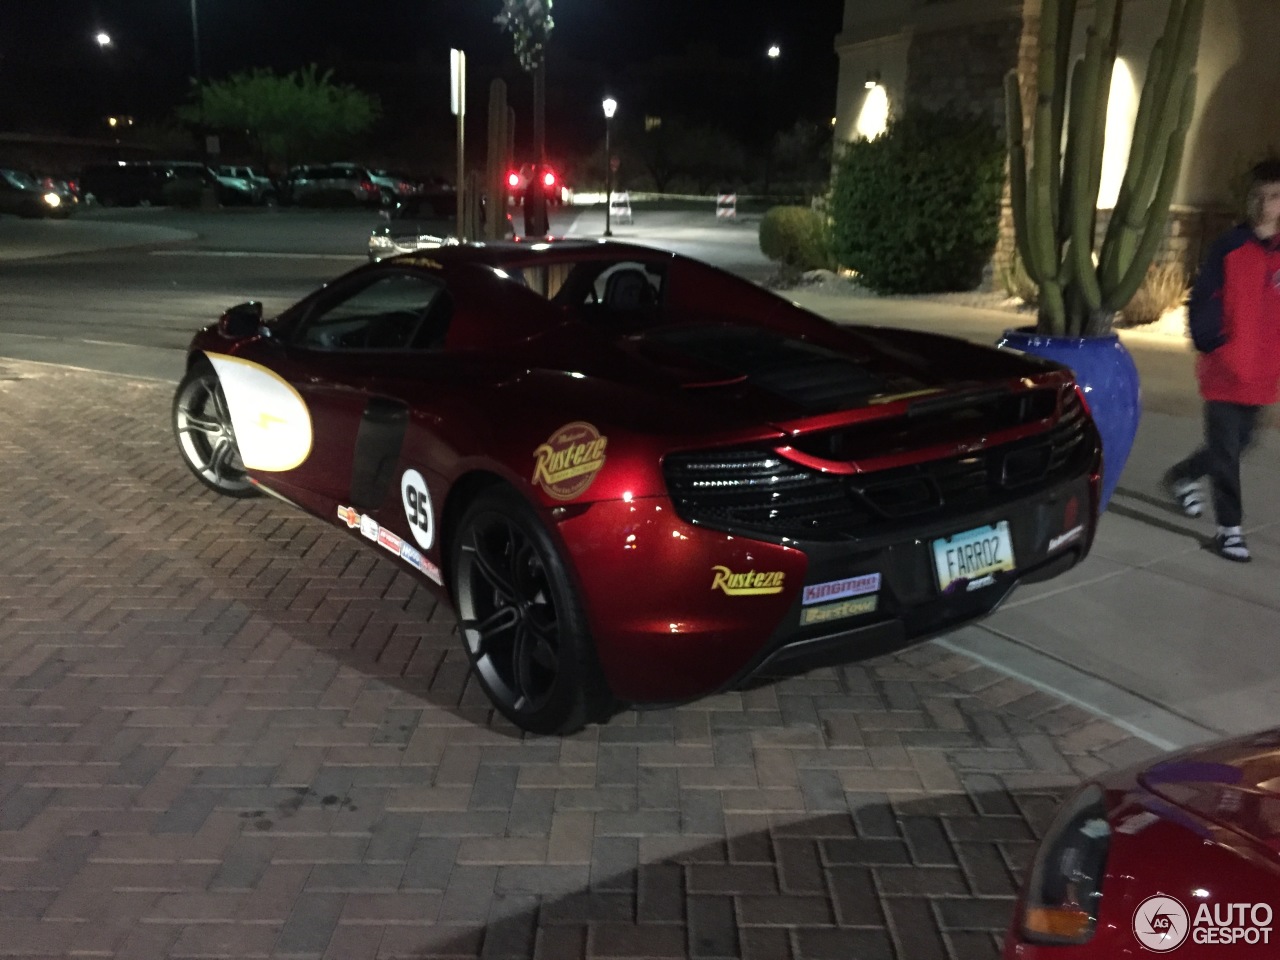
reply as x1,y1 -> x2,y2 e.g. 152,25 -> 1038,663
360,180 -> 376,193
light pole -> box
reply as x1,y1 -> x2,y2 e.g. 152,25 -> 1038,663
602,97 -> 617,237
190,0 -> 202,81
764,44 -> 780,197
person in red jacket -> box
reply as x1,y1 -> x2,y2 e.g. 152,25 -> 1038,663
1164,160 -> 1280,562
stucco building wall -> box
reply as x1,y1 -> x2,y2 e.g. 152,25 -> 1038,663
834,0 -> 1280,280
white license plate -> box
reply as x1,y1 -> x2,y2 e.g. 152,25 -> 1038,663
932,521 -> 1016,593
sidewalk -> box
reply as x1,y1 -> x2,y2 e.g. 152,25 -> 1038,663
0,360 -> 1158,960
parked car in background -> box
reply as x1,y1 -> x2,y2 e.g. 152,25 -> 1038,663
369,169 -> 418,202
172,240 -> 1102,734
0,168 -> 72,217
1004,726 -> 1280,957
507,162 -> 568,205
367,192 -> 458,261
36,174 -> 80,205
162,162 -> 256,205
80,161 -> 171,207
219,165 -> 276,205
285,164 -> 392,208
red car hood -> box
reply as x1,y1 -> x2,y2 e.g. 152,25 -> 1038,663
1138,728 -> 1280,858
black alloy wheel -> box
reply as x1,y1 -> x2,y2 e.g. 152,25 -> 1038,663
172,361 -> 258,498
451,487 -> 612,735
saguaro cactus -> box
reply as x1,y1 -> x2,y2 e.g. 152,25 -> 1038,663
1006,0 -> 1204,336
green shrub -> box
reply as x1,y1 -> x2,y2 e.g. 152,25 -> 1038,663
759,205 -> 832,275
830,106 -> 1005,294
161,179 -> 205,208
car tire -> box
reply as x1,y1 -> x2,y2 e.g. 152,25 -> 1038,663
450,487 -> 614,735
172,360 -> 259,499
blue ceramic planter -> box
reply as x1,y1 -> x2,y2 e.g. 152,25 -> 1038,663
997,327 -> 1140,512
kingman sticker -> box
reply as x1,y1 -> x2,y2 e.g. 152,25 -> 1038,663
800,595 -> 878,625
711,566 -> 785,597
532,422 -> 608,501
401,469 -> 435,550
802,574 -> 880,606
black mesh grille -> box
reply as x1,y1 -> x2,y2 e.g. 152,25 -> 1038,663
663,388 -> 1092,541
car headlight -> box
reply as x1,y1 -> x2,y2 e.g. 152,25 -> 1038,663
1021,784 -> 1111,945
369,234 -> 396,249
43,192 -> 61,207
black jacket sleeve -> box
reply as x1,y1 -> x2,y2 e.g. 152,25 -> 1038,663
1188,233 -> 1232,354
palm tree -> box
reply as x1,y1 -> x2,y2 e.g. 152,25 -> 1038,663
495,0 -> 555,234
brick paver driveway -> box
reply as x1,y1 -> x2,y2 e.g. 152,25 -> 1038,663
0,360 -> 1156,959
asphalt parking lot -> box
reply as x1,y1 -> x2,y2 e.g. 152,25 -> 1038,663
0,358 -> 1158,959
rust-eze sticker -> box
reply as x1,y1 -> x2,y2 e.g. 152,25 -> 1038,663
532,421 -> 608,501
711,566 -> 786,597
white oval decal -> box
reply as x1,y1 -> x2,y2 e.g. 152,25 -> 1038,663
205,353 -> 313,472
401,468 -> 435,550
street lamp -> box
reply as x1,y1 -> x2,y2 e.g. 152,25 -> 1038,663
764,45 -> 781,195
94,32 -> 113,48
603,97 -> 617,238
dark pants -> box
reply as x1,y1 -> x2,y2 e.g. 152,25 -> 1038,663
1167,401 -> 1262,527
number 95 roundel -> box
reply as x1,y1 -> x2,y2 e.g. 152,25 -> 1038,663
401,469 -> 435,550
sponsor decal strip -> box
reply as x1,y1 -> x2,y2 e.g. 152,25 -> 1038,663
338,506 -> 443,586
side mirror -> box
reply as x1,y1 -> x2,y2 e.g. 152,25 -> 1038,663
218,301 -> 264,339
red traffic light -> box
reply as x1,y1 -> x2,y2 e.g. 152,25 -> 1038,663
543,170 -> 557,188
507,172 -> 520,188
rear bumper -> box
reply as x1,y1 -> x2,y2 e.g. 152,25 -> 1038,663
560,458 -> 1100,704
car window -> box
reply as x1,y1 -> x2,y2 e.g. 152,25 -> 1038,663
589,261 -> 664,308
294,272 -> 450,351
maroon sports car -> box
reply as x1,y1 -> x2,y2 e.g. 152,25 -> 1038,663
1005,728 -> 1280,957
173,241 -> 1102,733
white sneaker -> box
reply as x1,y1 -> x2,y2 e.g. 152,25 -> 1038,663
1164,476 -> 1205,518
1214,527 -> 1251,563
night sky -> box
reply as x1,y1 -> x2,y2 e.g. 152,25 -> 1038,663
3,1 -> 845,171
